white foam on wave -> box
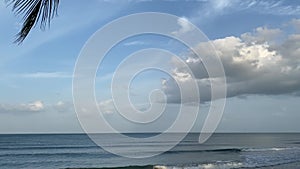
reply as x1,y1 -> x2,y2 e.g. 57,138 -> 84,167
244,147 -> 300,152
198,162 -> 243,169
153,166 -> 168,169
153,161 -> 243,169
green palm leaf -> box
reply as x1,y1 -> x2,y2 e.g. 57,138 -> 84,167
6,0 -> 59,44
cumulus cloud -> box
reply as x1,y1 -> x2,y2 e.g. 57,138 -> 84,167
162,23 -> 300,103
241,27 -> 282,44
0,101 -> 44,113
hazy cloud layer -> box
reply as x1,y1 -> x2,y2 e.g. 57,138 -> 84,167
162,22 -> 300,103
0,101 -> 73,114
54,101 -> 73,112
290,19 -> 300,31
0,101 -> 44,113
18,72 -> 72,78
98,99 -> 115,114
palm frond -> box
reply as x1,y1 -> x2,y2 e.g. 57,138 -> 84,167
6,0 -> 59,44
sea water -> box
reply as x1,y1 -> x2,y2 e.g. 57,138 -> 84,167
0,133 -> 300,169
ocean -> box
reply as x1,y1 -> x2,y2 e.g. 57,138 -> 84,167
0,133 -> 300,169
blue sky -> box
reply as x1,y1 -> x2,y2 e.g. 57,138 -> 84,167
0,0 -> 300,133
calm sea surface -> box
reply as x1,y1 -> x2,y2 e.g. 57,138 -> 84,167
0,133 -> 300,169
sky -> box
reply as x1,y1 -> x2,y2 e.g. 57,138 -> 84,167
0,0 -> 300,133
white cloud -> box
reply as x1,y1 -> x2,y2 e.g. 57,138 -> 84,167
97,99 -> 153,115
172,17 -> 194,36
54,101 -> 72,112
189,1 -> 300,25
211,0 -> 235,11
260,2 -> 300,15
0,101 -> 44,113
230,1 -> 300,16
0,100 -> 75,114
163,22 -> 300,103
198,0 -> 238,17
241,27 -> 283,44
123,41 -> 146,46
25,101 -> 44,111
98,99 -> 115,114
